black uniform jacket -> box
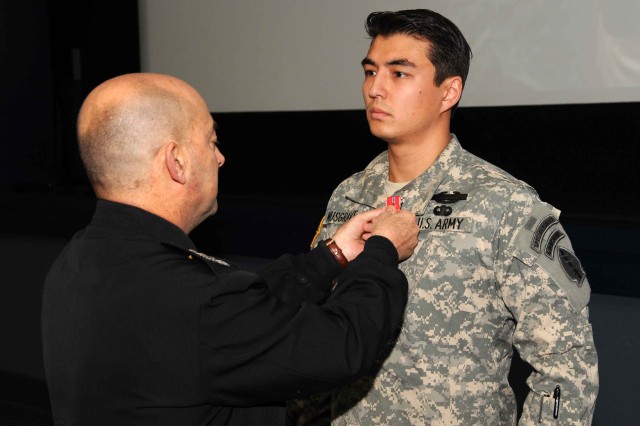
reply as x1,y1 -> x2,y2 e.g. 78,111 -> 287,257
41,200 -> 408,425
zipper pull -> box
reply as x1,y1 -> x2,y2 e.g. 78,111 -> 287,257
538,391 -> 550,423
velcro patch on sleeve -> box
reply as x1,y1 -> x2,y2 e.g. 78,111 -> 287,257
513,203 -> 590,311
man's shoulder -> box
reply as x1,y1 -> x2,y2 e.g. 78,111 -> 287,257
456,148 -> 540,200
334,169 -> 367,190
332,151 -> 388,191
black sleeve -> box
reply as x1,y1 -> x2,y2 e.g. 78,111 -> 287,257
198,236 -> 408,405
255,237 -> 343,305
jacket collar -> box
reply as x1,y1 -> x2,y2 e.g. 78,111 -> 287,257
355,134 -> 464,215
89,199 -> 197,251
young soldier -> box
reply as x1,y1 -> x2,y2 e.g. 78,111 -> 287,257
299,9 -> 598,425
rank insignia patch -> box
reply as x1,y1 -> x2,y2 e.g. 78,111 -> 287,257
188,249 -> 230,266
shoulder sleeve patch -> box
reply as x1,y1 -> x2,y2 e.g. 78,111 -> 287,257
310,216 -> 325,249
512,203 -> 590,311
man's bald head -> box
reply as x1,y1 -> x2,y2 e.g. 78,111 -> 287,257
77,73 -> 203,196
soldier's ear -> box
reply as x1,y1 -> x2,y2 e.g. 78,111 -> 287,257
441,76 -> 463,113
164,142 -> 187,185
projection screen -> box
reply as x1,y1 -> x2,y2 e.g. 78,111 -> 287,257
139,0 -> 640,112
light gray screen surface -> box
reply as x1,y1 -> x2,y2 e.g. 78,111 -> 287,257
139,0 -> 640,112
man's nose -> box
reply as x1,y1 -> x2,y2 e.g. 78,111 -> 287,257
367,75 -> 386,98
216,149 -> 225,167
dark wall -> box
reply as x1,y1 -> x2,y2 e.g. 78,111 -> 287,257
0,0 -> 140,195
0,0 -> 55,192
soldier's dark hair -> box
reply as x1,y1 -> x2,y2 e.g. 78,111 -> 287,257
365,9 -> 472,88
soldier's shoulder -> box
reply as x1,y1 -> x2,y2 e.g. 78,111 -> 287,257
457,150 -> 540,202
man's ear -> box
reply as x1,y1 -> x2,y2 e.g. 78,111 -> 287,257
441,76 -> 463,112
164,142 -> 187,184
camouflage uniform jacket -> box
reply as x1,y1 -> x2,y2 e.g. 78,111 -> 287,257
312,135 -> 599,425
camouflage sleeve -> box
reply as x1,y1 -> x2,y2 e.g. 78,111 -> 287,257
497,201 -> 599,425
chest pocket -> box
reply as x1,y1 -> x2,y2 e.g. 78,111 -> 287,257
400,234 -> 495,321
385,234 -> 500,387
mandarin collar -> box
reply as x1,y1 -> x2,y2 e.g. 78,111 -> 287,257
89,199 -> 196,251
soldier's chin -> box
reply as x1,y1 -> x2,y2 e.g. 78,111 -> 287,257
369,126 -> 393,142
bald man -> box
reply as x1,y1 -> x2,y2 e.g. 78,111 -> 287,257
41,73 -> 419,426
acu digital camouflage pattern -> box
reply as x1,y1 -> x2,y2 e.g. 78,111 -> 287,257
304,135 -> 598,425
